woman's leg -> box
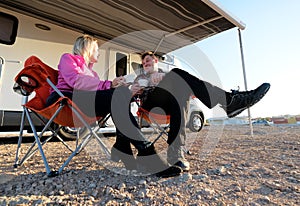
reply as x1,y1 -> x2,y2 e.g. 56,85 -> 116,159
47,88 -> 181,176
110,87 -> 182,177
141,86 -> 190,171
141,87 -> 187,146
46,91 -> 73,107
69,89 -> 143,170
110,87 -> 152,150
111,130 -> 137,170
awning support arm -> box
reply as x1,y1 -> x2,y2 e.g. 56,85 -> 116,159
154,16 -> 223,53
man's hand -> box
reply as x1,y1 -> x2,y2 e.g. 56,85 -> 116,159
130,83 -> 143,96
150,72 -> 165,85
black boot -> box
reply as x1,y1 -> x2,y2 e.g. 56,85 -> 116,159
223,83 -> 270,118
167,145 -> 190,172
136,144 -> 182,178
111,146 -> 136,170
111,134 -> 137,170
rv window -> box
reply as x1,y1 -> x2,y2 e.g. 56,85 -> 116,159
162,54 -> 174,65
0,12 -> 18,45
116,52 -> 127,77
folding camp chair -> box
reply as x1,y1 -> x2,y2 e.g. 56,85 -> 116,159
13,56 -> 111,177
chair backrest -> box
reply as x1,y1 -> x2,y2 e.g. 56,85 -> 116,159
14,56 -> 97,127
15,56 -> 58,110
137,107 -> 170,125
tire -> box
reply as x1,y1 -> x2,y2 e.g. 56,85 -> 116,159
188,112 -> 204,132
57,121 -> 109,140
58,126 -> 79,140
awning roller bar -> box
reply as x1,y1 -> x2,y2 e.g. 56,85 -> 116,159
202,0 -> 246,30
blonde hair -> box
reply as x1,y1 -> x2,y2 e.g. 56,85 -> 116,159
73,35 -> 98,64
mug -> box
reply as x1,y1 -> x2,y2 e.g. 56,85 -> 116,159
138,79 -> 149,87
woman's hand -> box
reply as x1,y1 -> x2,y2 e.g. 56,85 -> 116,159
130,83 -> 143,96
111,76 -> 126,88
150,72 -> 165,85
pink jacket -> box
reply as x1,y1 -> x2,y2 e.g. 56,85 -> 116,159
55,53 -> 112,92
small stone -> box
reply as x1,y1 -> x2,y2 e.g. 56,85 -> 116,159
89,183 -> 96,188
177,173 -> 192,182
259,196 -> 271,204
118,183 -> 126,191
138,180 -> 147,185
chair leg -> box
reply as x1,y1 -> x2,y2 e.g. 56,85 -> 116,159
14,107 -> 26,168
15,109 -> 62,167
57,110 -> 111,175
33,112 -> 74,153
93,130 -> 111,157
24,108 -> 55,177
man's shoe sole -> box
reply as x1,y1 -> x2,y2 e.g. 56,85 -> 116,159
156,166 -> 182,178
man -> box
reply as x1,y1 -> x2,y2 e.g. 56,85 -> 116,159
114,51 -> 270,173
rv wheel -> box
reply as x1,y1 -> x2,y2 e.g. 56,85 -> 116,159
188,112 -> 204,132
58,126 -> 80,140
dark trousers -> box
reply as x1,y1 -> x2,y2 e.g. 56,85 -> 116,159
46,87 -> 151,151
141,85 -> 190,146
120,68 -> 228,148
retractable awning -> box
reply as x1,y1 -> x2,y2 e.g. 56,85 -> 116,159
1,0 -> 254,133
0,0 -> 245,53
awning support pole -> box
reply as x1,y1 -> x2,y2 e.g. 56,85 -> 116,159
238,28 -> 253,136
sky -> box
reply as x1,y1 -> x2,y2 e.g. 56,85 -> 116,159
177,0 -> 300,119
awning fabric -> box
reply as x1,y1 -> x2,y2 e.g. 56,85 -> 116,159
0,0 -> 245,53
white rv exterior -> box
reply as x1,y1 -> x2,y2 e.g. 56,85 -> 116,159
0,7 -> 141,131
1,0 -> 246,134
0,7 -> 205,135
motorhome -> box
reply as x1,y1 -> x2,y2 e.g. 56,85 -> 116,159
0,0 -> 245,138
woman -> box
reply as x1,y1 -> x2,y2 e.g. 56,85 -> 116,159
46,35 -> 182,178
115,51 -> 270,172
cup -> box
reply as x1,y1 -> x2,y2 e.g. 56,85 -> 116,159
138,79 -> 149,88
124,74 -> 135,83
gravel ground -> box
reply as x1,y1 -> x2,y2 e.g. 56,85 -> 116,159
0,125 -> 299,205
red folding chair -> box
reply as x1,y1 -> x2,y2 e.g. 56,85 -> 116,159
13,56 -> 111,177
137,106 -> 170,145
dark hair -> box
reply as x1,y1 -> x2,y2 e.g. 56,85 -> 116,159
141,51 -> 156,60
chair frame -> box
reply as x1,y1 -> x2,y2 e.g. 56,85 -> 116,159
137,106 -> 169,145
13,56 -> 111,177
